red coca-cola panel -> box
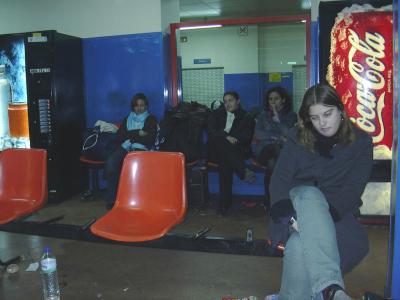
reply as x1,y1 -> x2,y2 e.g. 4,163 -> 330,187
327,7 -> 393,159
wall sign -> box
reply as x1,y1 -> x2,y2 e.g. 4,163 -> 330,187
268,72 -> 282,83
237,25 -> 248,36
194,58 -> 211,64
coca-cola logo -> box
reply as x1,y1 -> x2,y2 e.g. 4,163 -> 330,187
347,29 -> 386,144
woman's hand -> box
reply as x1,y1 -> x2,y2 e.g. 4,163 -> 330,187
270,198 -> 296,224
271,106 -> 280,123
267,222 -> 290,249
226,136 -> 238,144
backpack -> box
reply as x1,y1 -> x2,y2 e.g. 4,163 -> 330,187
158,102 -> 210,162
81,126 -> 118,161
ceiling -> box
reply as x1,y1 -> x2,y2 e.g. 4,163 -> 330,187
179,0 -> 311,21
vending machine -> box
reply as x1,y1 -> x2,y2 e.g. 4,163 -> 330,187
0,30 -> 86,202
318,0 -> 393,217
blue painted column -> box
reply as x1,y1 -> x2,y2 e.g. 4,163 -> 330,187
310,20 -> 319,85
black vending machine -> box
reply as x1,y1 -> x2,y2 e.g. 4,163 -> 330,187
0,30 -> 86,202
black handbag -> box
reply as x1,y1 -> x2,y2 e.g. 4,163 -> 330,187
82,126 -> 118,161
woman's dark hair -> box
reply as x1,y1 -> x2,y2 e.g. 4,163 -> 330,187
131,93 -> 148,111
223,91 -> 240,101
264,86 -> 292,114
297,83 -> 355,151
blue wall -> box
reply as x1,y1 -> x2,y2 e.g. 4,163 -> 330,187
208,172 -> 264,195
82,32 -> 170,189
162,33 -> 172,106
224,73 -> 263,110
224,72 -> 293,110
83,32 -> 167,128
311,20 -> 319,85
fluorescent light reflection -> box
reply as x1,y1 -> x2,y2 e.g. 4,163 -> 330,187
129,161 -> 138,206
180,24 -> 222,31
180,10 -> 221,18
301,0 -> 311,10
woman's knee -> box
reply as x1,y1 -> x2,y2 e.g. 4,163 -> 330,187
289,185 -> 326,206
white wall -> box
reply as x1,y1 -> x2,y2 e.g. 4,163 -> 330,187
0,0 -> 163,38
258,23 -> 306,73
180,25 -> 259,74
179,23 -> 306,74
161,0 -> 180,34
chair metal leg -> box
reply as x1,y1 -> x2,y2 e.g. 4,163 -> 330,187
93,168 -> 100,192
81,167 -> 102,200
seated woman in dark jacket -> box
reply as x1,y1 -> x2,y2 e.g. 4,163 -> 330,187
207,91 -> 256,216
104,93 -> 157,208
254,86 -> 297,210
266,83 -> 373,300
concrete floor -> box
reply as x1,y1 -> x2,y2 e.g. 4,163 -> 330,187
0,227 -> 390,299
0,192 -> 390,299
24,192 -> 269,239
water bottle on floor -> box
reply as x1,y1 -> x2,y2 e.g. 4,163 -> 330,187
40,247 -> 60,300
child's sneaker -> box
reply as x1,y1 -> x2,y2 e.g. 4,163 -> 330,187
265,294 -> 279,300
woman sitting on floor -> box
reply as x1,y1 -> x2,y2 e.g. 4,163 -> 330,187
266,83 -> 373,300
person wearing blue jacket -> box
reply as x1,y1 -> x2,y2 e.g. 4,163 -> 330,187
254,86 -> 297,210
266,83 -> 373,300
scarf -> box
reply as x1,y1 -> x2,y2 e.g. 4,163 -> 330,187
313,130 -> 339,158
122,111 -> 150,151
127,111 -> 149,130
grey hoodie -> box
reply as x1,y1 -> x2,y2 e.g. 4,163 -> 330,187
268,125 -> 373,272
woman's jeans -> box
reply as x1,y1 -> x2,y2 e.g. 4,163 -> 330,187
279,186 -> 344,300
104,147 -> 128,204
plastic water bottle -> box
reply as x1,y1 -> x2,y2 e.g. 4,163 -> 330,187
246,228 -> 253,243
40,247 -> 60,300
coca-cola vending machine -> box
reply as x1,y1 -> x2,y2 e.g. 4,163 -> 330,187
319,0 -> 393,217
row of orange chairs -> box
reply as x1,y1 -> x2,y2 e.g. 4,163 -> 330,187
0,149 -> 187,243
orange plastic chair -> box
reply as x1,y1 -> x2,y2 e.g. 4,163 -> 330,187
90,151 -> 187,242
0,148 -> 48,224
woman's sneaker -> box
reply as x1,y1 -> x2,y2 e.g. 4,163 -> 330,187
323,284 -> 352,300
333,290 -> 352,300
